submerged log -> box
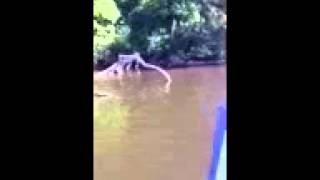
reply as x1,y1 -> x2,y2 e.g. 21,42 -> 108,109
94,92 -> 112,97
135,54 -> 172,84
95,52 -> 172,85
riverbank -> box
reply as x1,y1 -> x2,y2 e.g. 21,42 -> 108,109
94,59 -> 226,71
166,59 -> 226,68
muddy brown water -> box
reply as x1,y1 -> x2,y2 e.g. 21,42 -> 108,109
94,66 -> 226,180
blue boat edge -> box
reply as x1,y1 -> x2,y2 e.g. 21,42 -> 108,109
208,99 -> 226,180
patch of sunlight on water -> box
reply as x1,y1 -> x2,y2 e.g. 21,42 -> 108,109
94,98 -> 129,129
94,97 -> 130,154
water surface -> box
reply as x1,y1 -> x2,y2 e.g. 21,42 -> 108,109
94,66 -> 226,180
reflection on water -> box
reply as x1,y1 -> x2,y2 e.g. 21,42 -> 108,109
94,98 -> 129,155
94,66 -> 226,180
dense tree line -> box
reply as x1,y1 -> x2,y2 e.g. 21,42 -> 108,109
94,0 -> 226,69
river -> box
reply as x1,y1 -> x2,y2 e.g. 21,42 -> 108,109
94,65 -> 226,180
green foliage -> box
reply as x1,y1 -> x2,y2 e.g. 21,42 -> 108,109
94,0 -> 226,67
108,38 -> 133,60
94,0 -> 120,54
170,24 -> 224,59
